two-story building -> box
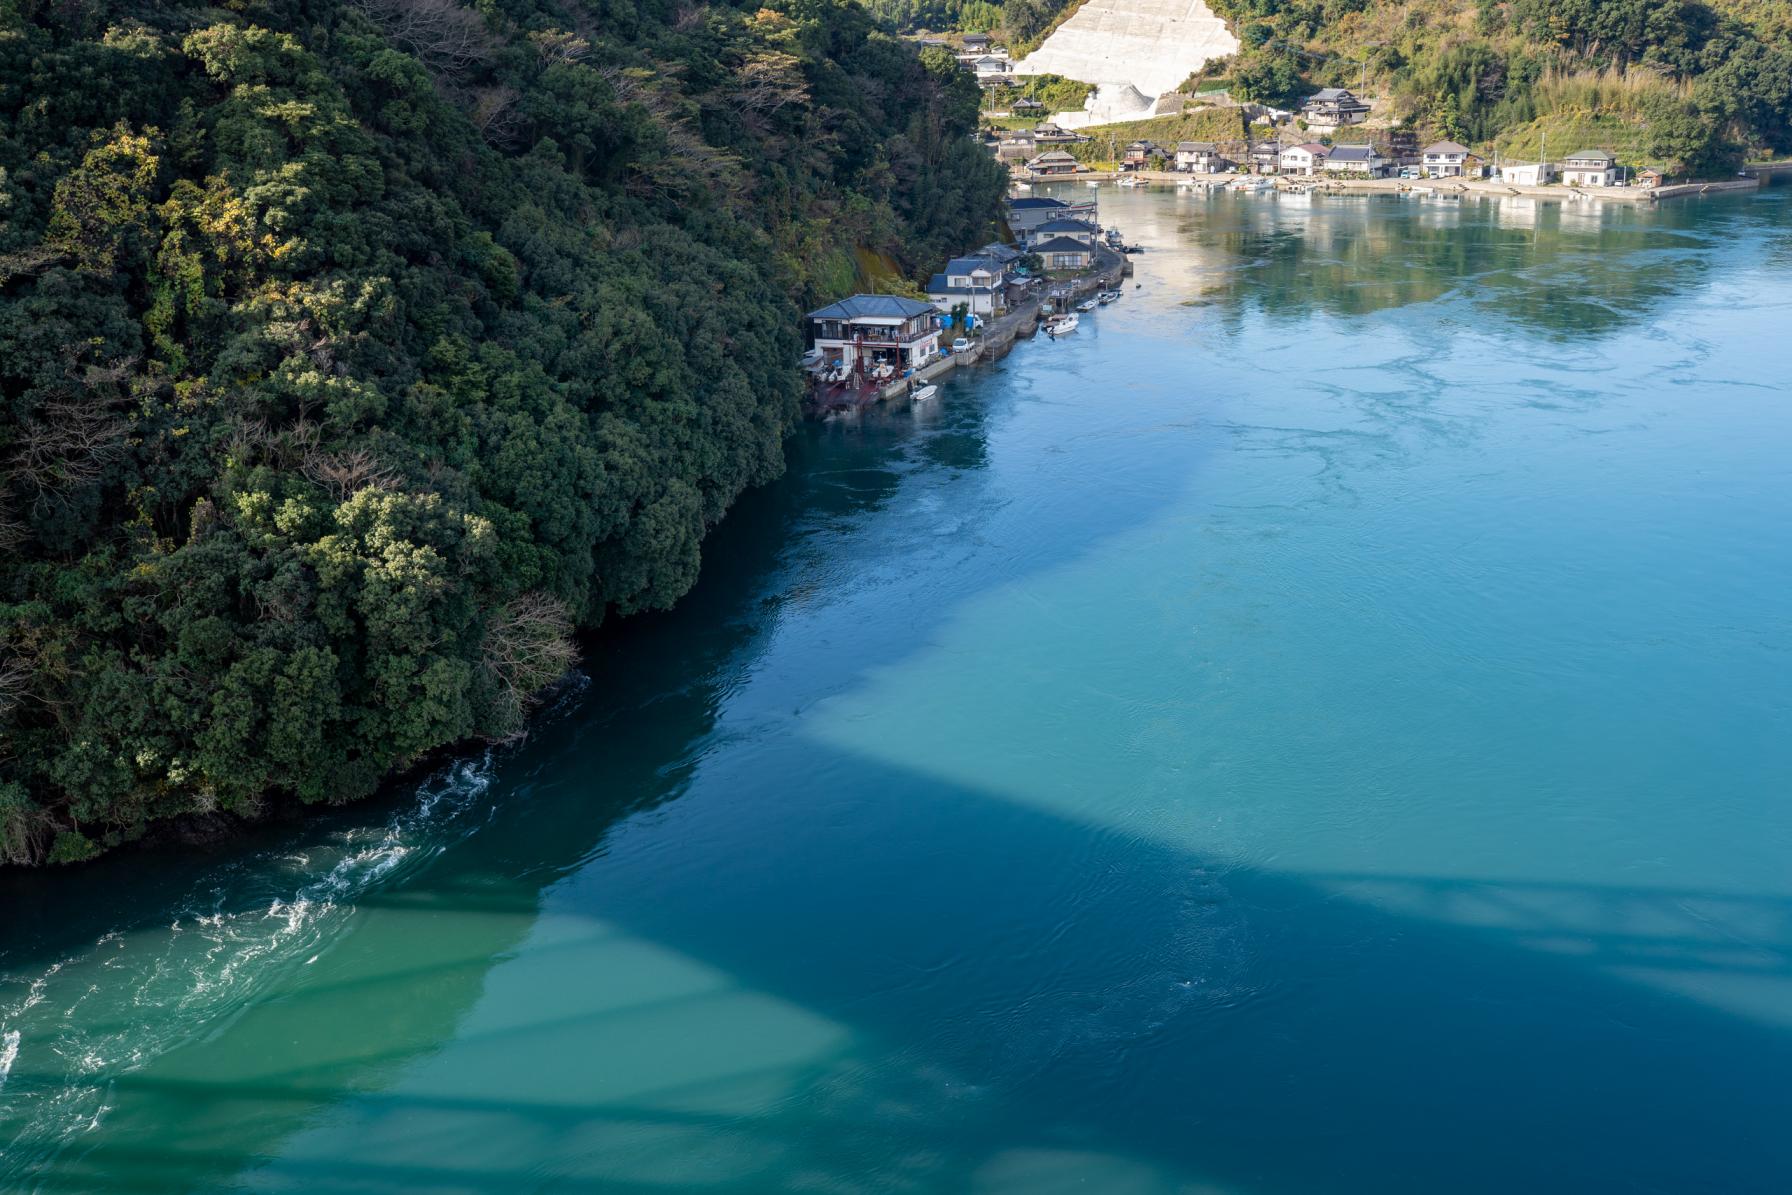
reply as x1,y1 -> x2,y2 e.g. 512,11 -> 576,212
1561,149 -> 1621,187
1032,123 -> 1081,145
1249,141 -> 1281,173
1122,141 -> 1161,170
1279,142 -> 1330,176
1025,149 -> 1079,176
927,256 -> 1008,318
1420,141 -> 1473,178
1027,218 -> 1099,247
969,55 -> 1012,86
807,295 -> 941,377
1175,142 -> 1233,173
1006,195 -> 1099,235
1322,144 -> 1389,177
1301,87 -> 1370,128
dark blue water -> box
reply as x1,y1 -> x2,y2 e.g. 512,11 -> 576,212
3,184 -> 1791,1194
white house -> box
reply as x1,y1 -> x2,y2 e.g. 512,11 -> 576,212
969,55 -> 1012,84
1322,145 -> 1388,177
1498,161 -> 1556,186
927,256 -> 1008,317
1561,149 -> 1620,187
1279,142 -> 1329,176
1175,142 -> 1232,172
807,294 -> 940,376
1421,141 -> 1473,178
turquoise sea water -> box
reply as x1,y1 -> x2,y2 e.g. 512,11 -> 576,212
3,183 -> 1791,1193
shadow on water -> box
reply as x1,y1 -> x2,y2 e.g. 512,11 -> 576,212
14,744 -> 1792,1194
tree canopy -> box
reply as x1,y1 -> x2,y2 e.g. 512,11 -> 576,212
0,0 -> 1006,863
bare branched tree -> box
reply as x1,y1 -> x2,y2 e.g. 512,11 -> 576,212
301,446 -> 401,502
471,85 -> 525,147
529,29 -> 590,67
480,592 -> 578,738
350,0 -> 492,77
730,51 -> 809,116
8,389 -> 130,514
600,66 -> 743,200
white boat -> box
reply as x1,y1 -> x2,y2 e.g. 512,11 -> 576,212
910,383 -> 938,402
1117,176 -> 1145,188
1097,290 -> 1119,304
1044,313 -> 1079,336
1076,298 -> 1098,313
1230,175 -> 1272,192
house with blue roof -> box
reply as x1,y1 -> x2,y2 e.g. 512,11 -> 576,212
806,294 -> 941,377
1006,194 -> 1097,235
1025,217 -> 1098,248
926,255 -> 1010,317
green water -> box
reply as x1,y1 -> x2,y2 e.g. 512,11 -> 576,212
4,184 -> 1792,1193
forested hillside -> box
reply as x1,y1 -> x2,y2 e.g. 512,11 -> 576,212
0,0 -> 1006,863
880,0 -> 1792,174
1217,0 -> 1792,173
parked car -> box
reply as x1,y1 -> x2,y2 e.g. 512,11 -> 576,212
951,337 -> 972,353
1399,166 -> 1423,180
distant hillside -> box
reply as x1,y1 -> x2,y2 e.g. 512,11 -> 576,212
1214,0 -> 1792,173
882,0 -> 1792,175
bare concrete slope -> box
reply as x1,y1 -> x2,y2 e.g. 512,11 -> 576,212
1017,0 -> 1240,99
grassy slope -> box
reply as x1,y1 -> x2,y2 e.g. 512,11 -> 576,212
1065,109 -> 1264,164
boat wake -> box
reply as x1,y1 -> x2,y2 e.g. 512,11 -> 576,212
0,753 -> 497,1180
0,1030 -> 18,1094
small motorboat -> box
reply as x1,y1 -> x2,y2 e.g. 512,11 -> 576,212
1117,175 -> 1145,188
1076,298 -> 1098,313
1097,290 -> 1119,304
1044,313 -> 1080,336
911,383 -> 938,402
1122,244 -> 1145,254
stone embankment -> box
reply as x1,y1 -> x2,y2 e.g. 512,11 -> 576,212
1021,170 -> 1763,203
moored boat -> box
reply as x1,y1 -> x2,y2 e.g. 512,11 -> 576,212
1076,298 -> 1098,313
1043,313 -> 1080,336
911,383 -> 938,402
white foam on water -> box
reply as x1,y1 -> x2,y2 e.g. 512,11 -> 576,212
0,1030 -> 19,1093
0,751 -> 499,1181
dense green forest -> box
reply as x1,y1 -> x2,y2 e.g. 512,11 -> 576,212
0,0 -> 1006,864
867,0 -> 1074,52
